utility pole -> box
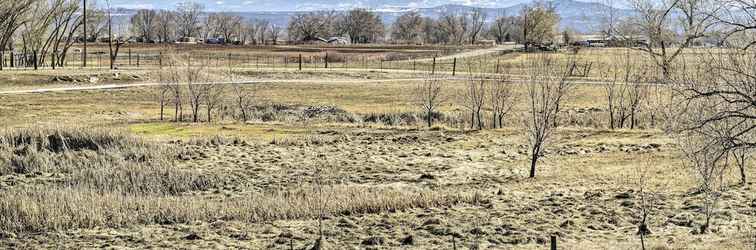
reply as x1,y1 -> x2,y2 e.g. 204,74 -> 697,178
82,0 -> 87,68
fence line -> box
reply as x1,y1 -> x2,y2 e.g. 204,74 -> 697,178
0,50 -> 469,74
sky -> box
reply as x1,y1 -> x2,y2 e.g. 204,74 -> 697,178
105,0 -> 599,12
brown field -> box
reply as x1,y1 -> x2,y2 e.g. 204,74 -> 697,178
0,46 -> 753,249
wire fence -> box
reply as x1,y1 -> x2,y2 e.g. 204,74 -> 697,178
0,48 -> 514,75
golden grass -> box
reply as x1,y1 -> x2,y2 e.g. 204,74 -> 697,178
0,185 -> 481,235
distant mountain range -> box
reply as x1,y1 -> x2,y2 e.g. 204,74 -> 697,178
114,0 -> 632,34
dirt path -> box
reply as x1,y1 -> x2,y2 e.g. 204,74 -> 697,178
0,78 -> 433,95
410,44 -> 522,62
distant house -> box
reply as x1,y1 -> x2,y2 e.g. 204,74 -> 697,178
326,37 -> 350,45
569,34 -> 649,47
477,39 -> 497,46
176,37 -> 199,44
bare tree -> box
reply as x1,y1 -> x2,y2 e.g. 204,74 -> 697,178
391,11 -> 424,44
516,2 -> 560,50
82,4 -> 106,43
603,50 -> 648,129
175,1 -> 204,39
157,64 -> 176,121
155,10 -> 176,43
422,17 -> 447,44
732,148 -> 751,185
204,82 -> 225,123
627,0 -> 718,79
630,158 -> 664,250
714,0 -> 756,49
468,8 -> 487,44
19,0 -> 61,70
673,50 -> 756,164
460,65 -> 486,130
241,20 -> 260,45
0,0 -> 34,60
162,53 -> 184,122
185,54 -> 207,123
488,72 -> 517,129
309,151 -> 337,250
228,64 -> 256,122
256,19 -> 269,45
524,54 -> 573,178
268,24 -> 282,45
105,0 -> 124,70
671,50 -> 756,233
200,16 -> 213,42
209,12 -> 242,43
338,9 -> 384,44
490,14 -> 515,43
287,11 -> 335,42
131,9 -> 158,43
438,12 -> 468,45
413,76 -> 445,127
597,0 -> 622,39
47,0 -> 83,68
679,129 -> 729,234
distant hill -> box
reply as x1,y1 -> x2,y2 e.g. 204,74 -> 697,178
390,0 -> 633,33
113,0 -> 632,35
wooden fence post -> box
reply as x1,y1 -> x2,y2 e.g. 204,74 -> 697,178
452,58 -> 457,76
298,54 -> 302,71
432,57 -> 436,75
33,51 -> 38,70
137,54 -> 140,67
324,52 -> 328,69
159,52 -> 163,69
550,236 -> 557,250
128,48 -> 132,66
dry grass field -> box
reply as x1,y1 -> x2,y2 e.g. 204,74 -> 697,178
0,46 -> 754,250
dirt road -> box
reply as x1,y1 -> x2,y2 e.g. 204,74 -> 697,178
0,78 -> 434,95
409,44 -> 522,62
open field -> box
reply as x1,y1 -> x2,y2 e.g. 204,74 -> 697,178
0,46 -> 754,250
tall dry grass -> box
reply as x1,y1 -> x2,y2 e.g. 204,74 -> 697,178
0,185 -> 480,235
0,126 -> 483,237
0,126 -> 219,196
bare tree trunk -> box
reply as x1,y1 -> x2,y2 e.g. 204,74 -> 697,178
476,108 -> 483,130
427,110 -> 433,127
529,147 -> 539,178
640,232 -> 646,250
239,97 -> 247,122
207,105 -> 211,123
174,102 -> 179,122
193,104 -> 199,123
470,112 -> 475,130
160,99 -> 165,121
